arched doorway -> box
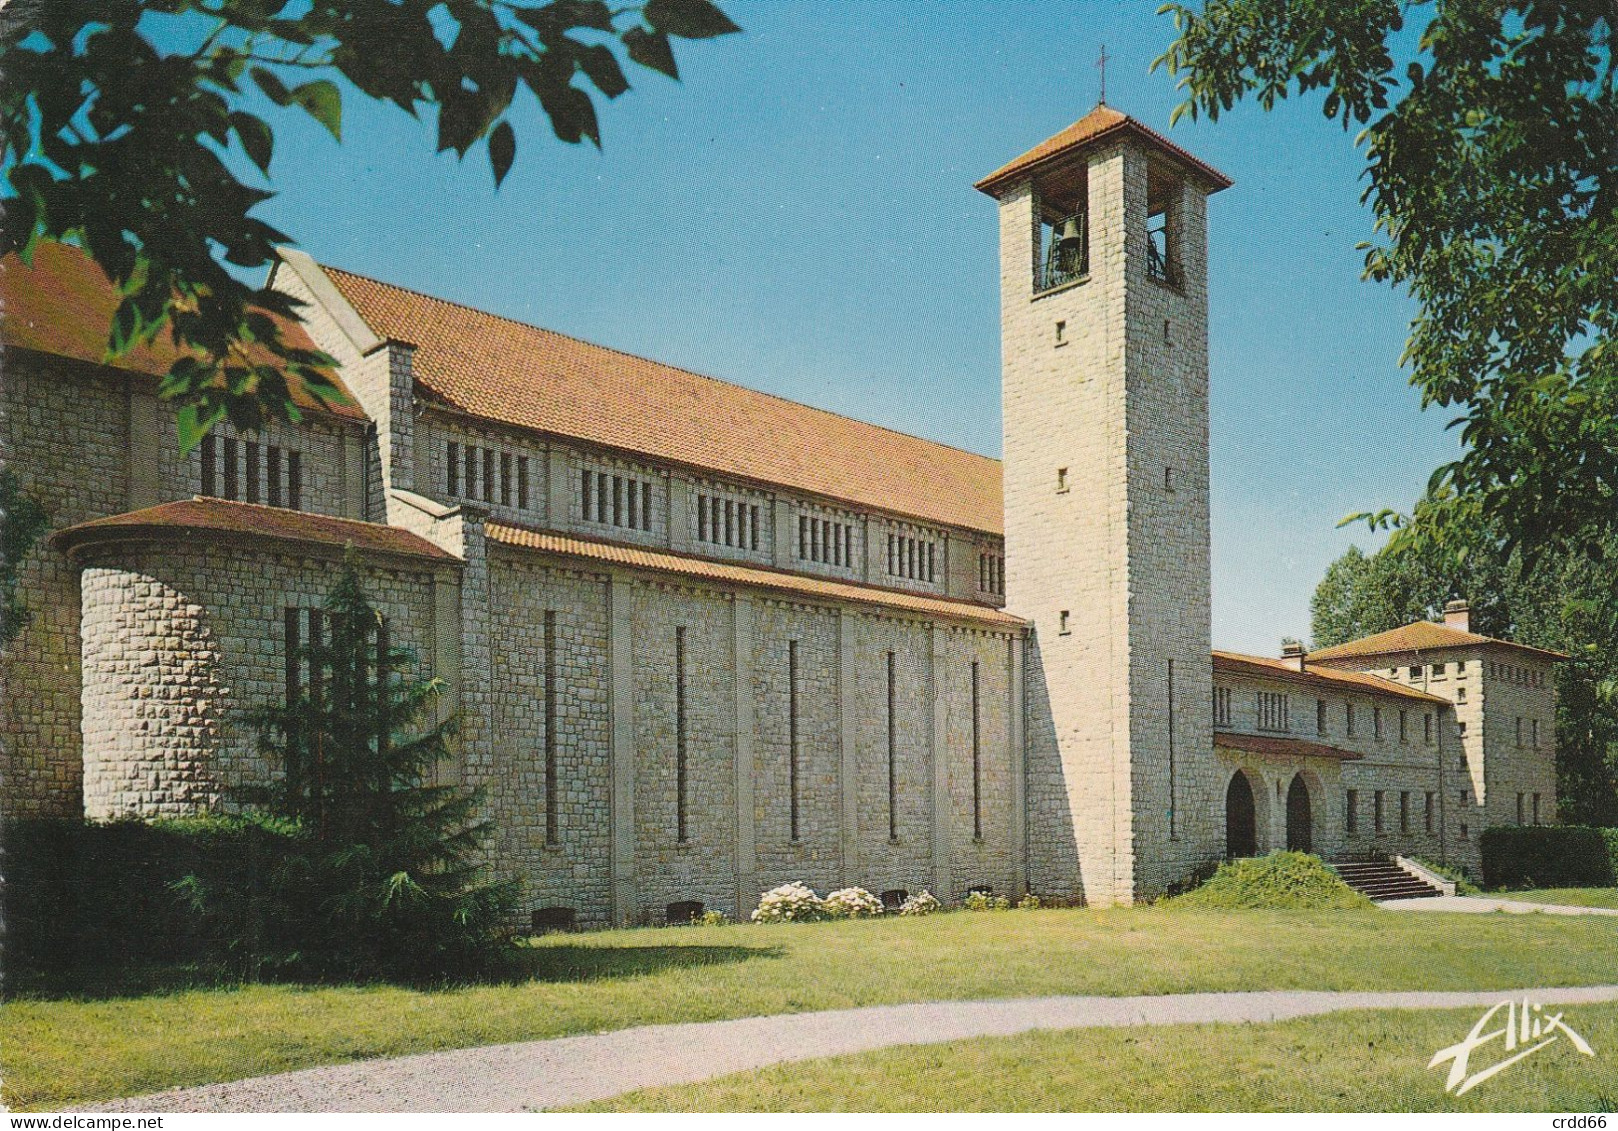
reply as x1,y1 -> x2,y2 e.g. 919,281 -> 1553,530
1286,774 -> 1312,852
1225,771 -> 1257,859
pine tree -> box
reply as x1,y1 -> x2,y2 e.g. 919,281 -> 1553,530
246,558 -> 515,981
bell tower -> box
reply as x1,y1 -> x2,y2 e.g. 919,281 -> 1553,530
977,107 -> 1231,904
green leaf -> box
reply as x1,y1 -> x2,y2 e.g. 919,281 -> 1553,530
488,120 -> 515,187
288,80 -> 342,141
175,400 -> 227,455
576,44 -> 630,99
644,0 -> 740,39
251,67 -> 293,106
231,111 -> 274,175
623,26 -> 678,79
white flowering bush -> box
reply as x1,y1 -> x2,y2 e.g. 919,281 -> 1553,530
898,890 -> 941,916
751,881 -> 825,923
821,886 -> 883,919
1016,893 -> 1043,910
963,890 -> 1011,912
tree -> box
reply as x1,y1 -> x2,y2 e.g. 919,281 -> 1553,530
0,0 -> 739,450
245,560 -> 515,980
1310,536 -> 1618,826
0,471 -> 50,647
1156,2 -> 1617,567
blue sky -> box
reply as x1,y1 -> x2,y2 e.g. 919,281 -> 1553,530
238,0 -> 1458,654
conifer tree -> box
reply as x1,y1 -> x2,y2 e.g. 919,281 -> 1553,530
247,558 -> 514,981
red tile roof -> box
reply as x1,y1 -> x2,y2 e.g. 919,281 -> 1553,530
486,522 -> 1025,629
1213,650 -> 1449,705
975,105 -> 1234,197
320,265 -> 1005,536
53,498 -> 456,563
1214,732 -> 1363,762
1,242 -> 363,420
1307,620 -> 1567,663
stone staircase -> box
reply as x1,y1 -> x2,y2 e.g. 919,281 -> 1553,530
1333,857 -> 1445,902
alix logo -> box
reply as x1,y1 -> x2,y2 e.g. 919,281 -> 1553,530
1430,998 -> 1596,1096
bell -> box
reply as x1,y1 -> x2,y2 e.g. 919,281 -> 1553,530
1055,216 -> 1084,250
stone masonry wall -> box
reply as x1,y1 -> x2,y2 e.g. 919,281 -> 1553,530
75,540 -> 441,820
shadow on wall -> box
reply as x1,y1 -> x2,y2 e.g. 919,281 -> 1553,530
1022,634 -> 1086,904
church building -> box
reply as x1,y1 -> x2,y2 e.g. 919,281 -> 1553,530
1,107 -> 1562,919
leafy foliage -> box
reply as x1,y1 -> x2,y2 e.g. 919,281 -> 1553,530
1309,535 -> 1618,826
0,0 -> 739,450
1479,824 -> 1617,889
243,560 -> 515,980
1156,2 -> 1618,567
1170,851 -> 1375,910
0,470 -> 49,646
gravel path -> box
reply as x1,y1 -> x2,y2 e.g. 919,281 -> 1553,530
93,984 -> 1618,1113
1379,896 -> 1618,917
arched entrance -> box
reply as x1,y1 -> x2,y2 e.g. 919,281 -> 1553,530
1286,774 -> 1313,852
1225,771 -> 1257,859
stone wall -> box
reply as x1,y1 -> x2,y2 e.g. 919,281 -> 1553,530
74,539 -> 443,820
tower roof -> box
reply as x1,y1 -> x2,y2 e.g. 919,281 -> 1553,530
974,105 -> 1233,198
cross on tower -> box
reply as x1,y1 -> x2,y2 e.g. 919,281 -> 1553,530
1097,43 -> 1111,105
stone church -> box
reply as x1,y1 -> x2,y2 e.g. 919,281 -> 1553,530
1,106 -> 1562,919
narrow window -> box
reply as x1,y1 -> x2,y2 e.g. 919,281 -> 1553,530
1346,789 -> 1358,835
483,447 -> 496,504
1399,710 -> 1408,742
501,453 -> 512,507
1373,705 -> 1383,739
1346,702 -> 1356,737
200,433 -> 217,497
1532,793 -> 1541,824
517,456 -> 529,510
284,606 -> 301,704
1425,713 -> 1433,743
464,446 -> 478,502
979,554 -> 988,592
675,626 -> 688,843
886,533 -> 896,575
245,440 -> 261,504
1316,698 -> 1327,736
1164,467 -> 1175,492
267,446 -> 282,507
223,437 -> 239,500
1167,658 -> 1177,840
788,639 -> 800,842
544,610 -> 559,846
1374,790 -> 1385,835
750,506 -> 761,551
886,651 -> 898,842
927,542 -> 936,583
1056,468 -> 1069,493
287,451 -> 302,511
971,659 -> 982,841
698,495 -> 709,542
1516,792 -> 1525,825
724,500 -> 736,547
801,516 -> 811,561
1400,790 -> 1410,833
443,440 -> 458,496
1531,718 -> 1540,747
612,475 -> 623,527
1054,320 -> 1066,344
1059,610 -> 1071,635
581,468 -> 592,518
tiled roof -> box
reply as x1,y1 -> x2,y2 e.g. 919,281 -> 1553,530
1214,732 -> 1363,762
485,522 -> 1025,629
320,264 -> 1005,536
0,242 -> 363,419
53,498 -> 457,563
975,105 -> 1234,196
1212,650 -> 1450,705
1307,620 -> 1568,663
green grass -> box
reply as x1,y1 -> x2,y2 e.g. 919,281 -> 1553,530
1173,851 -> 1373,910
6,905 -> 1618,1110
575,1002 -> 1618,1112
1476,887 -> 1618,910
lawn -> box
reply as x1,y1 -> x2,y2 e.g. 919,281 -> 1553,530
7,905 -> 1618,1110
577,1002 -> 1618,1112
1476,888 -> 1618,911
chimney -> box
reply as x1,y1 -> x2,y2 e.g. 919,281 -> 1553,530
1444,599 -> 1471,633
1281,640 -> 1307,672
